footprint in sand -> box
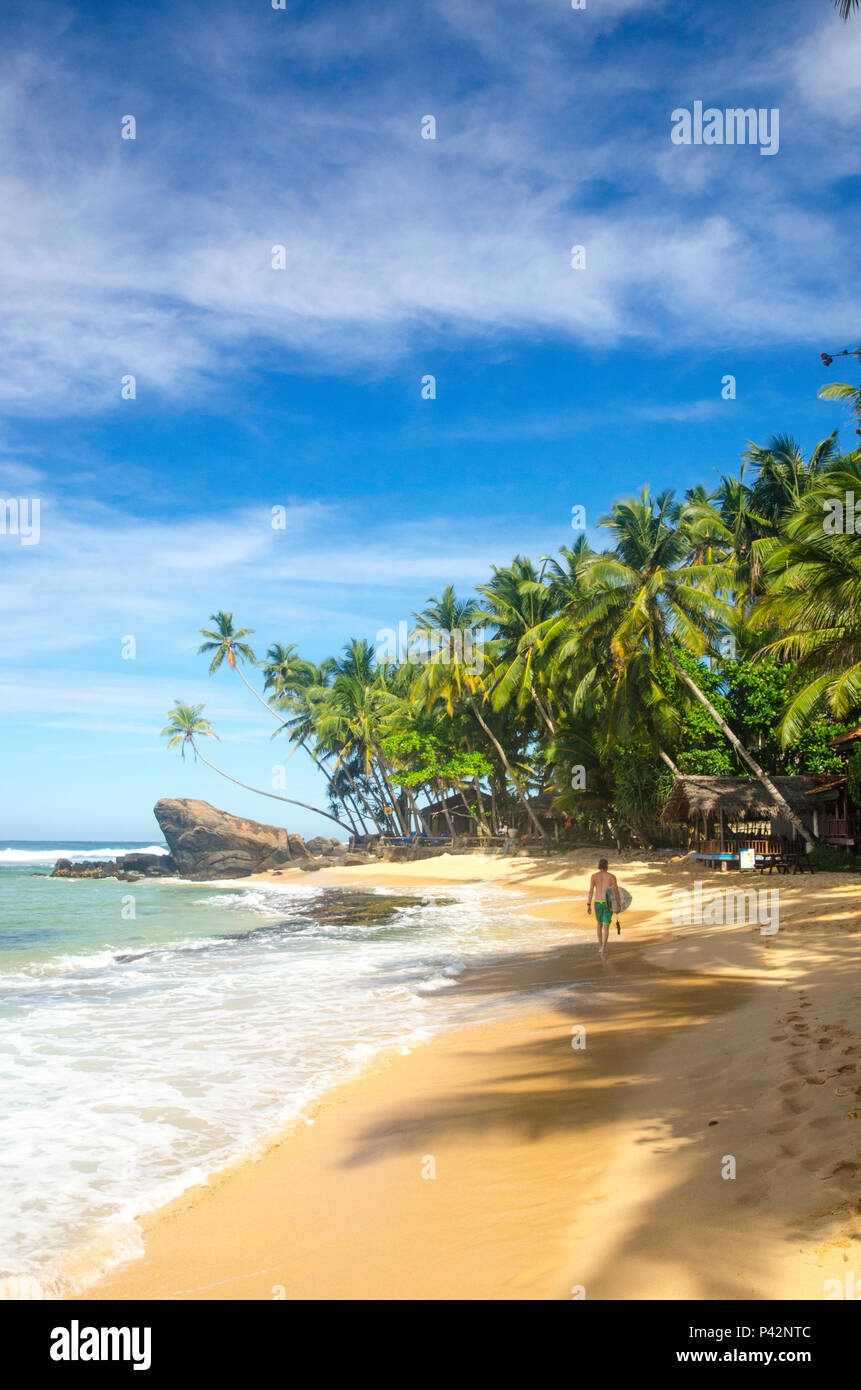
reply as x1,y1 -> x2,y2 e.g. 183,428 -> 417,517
789,1059 -> 813,1077
826,1161 -> 858,1181
783,1095 -> 813,1115
770,1034 -> 788,1042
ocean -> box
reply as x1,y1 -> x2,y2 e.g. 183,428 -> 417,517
0,841 -> 575,1298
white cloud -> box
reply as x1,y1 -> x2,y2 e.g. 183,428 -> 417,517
0,2 -> 855,416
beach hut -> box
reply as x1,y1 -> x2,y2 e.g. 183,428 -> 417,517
662,775 -> 816,859
802,725 -> 861,847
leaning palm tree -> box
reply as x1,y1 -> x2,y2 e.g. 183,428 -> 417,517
197,611 -> 275,719
161,701 -> 352,832
566,489 -> 815,845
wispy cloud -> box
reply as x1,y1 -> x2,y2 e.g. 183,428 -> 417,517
0,1 -> 856,417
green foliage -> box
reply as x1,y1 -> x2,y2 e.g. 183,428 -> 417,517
806,842 -> 856,873
848,746 -> 861,804
380,731 -> 492,788
655,648 -> 736,774
612,755 -> 674,832
724,659 -> 849,773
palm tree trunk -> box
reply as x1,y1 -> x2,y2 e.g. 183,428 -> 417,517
435,784 -> 456,840
404,786 -> 428,835
298,741 -> 361,836
659,748 -> 680,776
666,652 -> 814,847
334,752 -> 386,833
468,695 -> 546,839
190,741 -> 352,833
368,753 -> 409,836
235,662 -> 285,720
374,749 -> 412,837
472,776 -> 492,838
530,682 -> 557,735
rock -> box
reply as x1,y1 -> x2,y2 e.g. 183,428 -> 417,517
153,798 -> 310,879
50,853 -> 176,881
306,836 -> 335,856
117,852 -> 177,876
51,858 -> 118,879
343,851 -> 378,866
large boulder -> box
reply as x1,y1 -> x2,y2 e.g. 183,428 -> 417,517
306,835 -> 344,857
153,798 -> 310,879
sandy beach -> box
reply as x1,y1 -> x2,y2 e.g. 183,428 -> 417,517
77,851 -> 861,1302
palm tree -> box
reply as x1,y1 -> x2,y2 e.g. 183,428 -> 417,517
569,489 -> 815,845
414,592 -> 546,838
263,649 -> 366,836
835,0 -> 860,18
317,641 -> 412,835
198,611 -> 274,719
477,557 -> 560,734
752,452 -> 861,741
161,701 -> 352,833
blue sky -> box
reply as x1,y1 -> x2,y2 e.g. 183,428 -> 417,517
1,0 -> 859,840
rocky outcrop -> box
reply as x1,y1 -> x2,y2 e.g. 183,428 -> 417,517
49,801 -> 368,882
153,798 -> 312,879
306,836 -> 346,857
50,858 -> 159,881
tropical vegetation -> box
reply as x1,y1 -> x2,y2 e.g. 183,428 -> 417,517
163,365 -> 861,849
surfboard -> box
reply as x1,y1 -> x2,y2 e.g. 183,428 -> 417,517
607,885 -> 632,913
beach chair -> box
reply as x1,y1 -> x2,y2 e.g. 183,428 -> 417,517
382,830 -> 422,847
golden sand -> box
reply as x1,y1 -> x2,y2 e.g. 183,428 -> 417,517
81,852 -> 861,1301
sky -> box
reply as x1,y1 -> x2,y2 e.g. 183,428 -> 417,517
0,0 -> 859,840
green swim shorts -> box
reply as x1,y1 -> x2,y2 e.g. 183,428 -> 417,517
595,900 -> 613,926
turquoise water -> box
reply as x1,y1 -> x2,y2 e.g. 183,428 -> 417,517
0,842 -> 575,1298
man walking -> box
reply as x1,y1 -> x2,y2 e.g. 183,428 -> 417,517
587,857 -> 620,962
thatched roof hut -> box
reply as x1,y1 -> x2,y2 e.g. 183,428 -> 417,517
663,775 -> 815,825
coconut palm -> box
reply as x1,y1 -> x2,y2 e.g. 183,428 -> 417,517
198,611 -> 275,719
413,594 -> 546,838
264,651 -> 368,835
316,641 -> 411,835
477,557 -> 560,735
568,488 -> 815,845
752,453 -> 861,742
161,701 -> 352,833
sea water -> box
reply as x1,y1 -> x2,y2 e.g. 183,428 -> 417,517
0,842 -> 578,1297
